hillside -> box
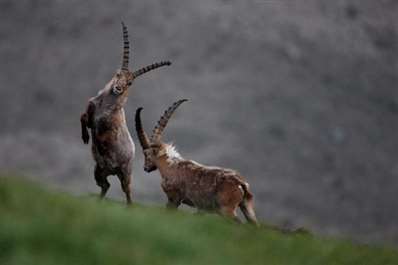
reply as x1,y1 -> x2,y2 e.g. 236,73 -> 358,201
1,0 -> 398,244
0,176 -> 397,265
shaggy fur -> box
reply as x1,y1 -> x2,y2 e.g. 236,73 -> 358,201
80,23 -> 171,204
135,101 -> 258,224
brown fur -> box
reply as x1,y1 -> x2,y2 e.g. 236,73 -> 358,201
135,101 -> 258,224
156,153 -> 258,224
80,23 -> 171,204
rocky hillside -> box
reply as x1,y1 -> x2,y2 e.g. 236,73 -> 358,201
0,0 -> 397,244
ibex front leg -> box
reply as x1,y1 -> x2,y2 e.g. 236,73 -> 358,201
80,101 -> 95,144
166,194 -> 181,209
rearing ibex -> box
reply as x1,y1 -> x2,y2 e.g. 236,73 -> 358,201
80,22 -> 171,204
135,100 -> 258,224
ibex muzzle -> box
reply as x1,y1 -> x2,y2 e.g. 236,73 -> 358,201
80,22 -> 171,204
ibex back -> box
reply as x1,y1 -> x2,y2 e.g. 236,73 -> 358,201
80,22 -> 171,204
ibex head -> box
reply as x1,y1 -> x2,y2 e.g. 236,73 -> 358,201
94,22 -> 171,111
135,99 -> 188,172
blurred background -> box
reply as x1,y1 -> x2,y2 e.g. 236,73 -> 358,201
0,0 -> 397,245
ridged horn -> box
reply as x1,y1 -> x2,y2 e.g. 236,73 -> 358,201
151,99 -> 188,143
121,22 -> 130,71
132,61 -> 171,79
135,107 -> 150,150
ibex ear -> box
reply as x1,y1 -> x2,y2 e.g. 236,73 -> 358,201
127,72 -> 134,85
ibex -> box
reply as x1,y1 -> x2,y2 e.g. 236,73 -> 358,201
135,100 -> 258,224
80,22 -> 171,204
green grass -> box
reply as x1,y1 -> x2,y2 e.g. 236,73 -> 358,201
0,177 -> 397,265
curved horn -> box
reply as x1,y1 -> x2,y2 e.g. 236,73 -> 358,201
151,99 -> 188,143
132,61 -> 171,79
121,22 -> 130,71
135,107 -> 150,150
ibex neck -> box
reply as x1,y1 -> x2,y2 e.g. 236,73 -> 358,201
110,108 -> 127,125
156,144 -> 184,175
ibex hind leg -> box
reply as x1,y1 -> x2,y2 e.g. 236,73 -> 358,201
117,170 -> 132,205
239,195 -> 258,226
217,184 -> 244,224
94,165 -> 110,199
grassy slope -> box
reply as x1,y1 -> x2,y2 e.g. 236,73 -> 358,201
0,177 -> 397,265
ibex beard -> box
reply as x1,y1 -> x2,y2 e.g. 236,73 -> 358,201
80,22 -> 171,204
135,100 -> 258,224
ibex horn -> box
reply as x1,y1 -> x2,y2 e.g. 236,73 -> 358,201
132,61 -> 171,79
135,107 -> 150,150
151,99 -> 188,143
121,22 -> 130,71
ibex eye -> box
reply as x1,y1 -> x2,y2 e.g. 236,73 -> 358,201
127,81 -> 132,86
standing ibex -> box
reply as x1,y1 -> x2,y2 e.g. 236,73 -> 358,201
135,100 -> 258,224
80,22 -> 171,204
